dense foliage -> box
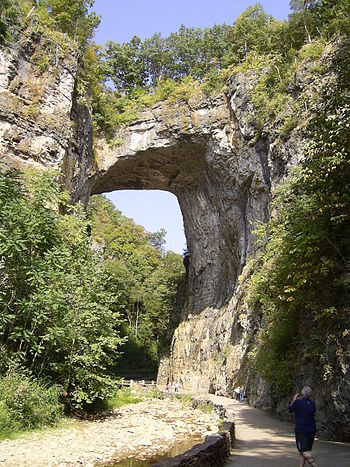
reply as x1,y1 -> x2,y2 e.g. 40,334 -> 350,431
103,24 -> 233,92
0,169 -> 184,434
1,0 -> 100,46
87,195 -> 185,377
0,368 -> 62,438
0,170 -> 126,410
0,0 -> 20,43
247,40 -> 350,393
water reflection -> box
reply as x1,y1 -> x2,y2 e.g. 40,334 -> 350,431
111,437 -> 203,466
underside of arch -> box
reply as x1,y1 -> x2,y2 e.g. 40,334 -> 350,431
89,98 -> 270,314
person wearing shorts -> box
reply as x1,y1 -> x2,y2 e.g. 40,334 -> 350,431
288,386 -> 318,467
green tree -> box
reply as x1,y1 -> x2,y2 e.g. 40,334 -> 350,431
315,0 -> 350,37
104,36 -> 148,92
38,0 -> 100,44
0,0 -> 20,44
147,228 -> 167,253
227,4 -> 274,61
141,33 -> 172,85
87,195 -> 186,372
0,170 -> 125,409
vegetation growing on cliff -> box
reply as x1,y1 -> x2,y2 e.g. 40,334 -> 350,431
247,40 -> 350,394
71,0 -> 344,143
2,0 -> 100,46
1,0 -> 350,429
0,0 -> 20,43
6,1 -> 349,141
225,0 -> 350,396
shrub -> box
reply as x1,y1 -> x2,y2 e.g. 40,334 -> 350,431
0,368 -> 63,437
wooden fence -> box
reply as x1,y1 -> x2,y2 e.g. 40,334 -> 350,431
118,379 -> 156,388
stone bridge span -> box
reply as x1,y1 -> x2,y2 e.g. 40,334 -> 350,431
89,94 -> 270,313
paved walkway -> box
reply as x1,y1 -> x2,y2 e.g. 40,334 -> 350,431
207,395 -> 350,467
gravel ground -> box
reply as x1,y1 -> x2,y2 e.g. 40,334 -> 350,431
0,398 -> 220,466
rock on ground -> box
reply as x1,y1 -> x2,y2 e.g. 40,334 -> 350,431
0,398 -> 220,466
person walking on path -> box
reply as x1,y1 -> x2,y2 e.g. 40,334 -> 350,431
288,386 -> 318,467
239,386 -> 245,403
234,386 -> 240,401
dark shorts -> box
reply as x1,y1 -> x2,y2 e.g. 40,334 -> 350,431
295,432 -> 315,452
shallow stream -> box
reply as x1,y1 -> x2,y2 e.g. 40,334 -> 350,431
110,437 -> 203,466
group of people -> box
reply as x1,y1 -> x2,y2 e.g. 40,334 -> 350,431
166,380 -> 179,394
234,385 -> 246,402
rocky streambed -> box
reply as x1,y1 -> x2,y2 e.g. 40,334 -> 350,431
0,397 -> 221,466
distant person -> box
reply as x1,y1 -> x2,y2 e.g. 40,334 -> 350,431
183,250 -> 190,274
167,381 -> 172,394
288,386 -> 318,467
239,386 -> 245,403
174,381 -> 179,393
234,386 -> 240,401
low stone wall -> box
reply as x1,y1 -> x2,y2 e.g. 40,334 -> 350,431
154,421 -> 235,467
191,397 -> 227,420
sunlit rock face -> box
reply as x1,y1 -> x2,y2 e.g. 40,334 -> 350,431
2,33 -> 348,440
0,30 -> 94,202
90,94 -> 270,312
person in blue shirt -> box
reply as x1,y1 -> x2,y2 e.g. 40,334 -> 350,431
288,386 -> 318,467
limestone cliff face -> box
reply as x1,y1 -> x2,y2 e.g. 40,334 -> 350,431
1,35 -> 349,440
0,28 -> 93,199
90,93 -> 270,313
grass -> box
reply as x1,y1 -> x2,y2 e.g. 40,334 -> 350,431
0,413 -> 71,442
105,388 -> 144,410
177,394 -> 214,415
198,401 -> 214,414
178,393 -> 193,407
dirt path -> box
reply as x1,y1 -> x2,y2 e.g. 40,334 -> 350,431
207,395 -> 350,466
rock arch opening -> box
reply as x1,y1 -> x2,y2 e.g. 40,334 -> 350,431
88,98 -> 270,313
106,190 -> 186,254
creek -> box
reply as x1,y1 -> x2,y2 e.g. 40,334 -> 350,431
110,436 -> 203,466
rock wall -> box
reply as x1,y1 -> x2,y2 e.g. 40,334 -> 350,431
89,90 -> 272,313
1,33 -> 349,440
154,423 -> 235,467
0,28 -> 94,198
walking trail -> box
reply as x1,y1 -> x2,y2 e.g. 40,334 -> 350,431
207,395 -> 350,467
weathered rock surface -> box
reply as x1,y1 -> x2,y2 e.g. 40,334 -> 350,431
0,398 -> 220,466
90,93 -> 270,312
1,33 -> 349,440
0,28 -> 94,202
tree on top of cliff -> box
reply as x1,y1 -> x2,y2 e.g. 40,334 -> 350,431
0,0 -> 20,44
37,0 -> 100,45
2,0 -> 100,47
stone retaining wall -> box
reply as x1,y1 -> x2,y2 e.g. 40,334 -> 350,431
154,421 -> 235,467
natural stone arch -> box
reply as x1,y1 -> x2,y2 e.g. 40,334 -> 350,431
88,94 -> 270,314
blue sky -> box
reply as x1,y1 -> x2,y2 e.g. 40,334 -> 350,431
92,0 -> 292,253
